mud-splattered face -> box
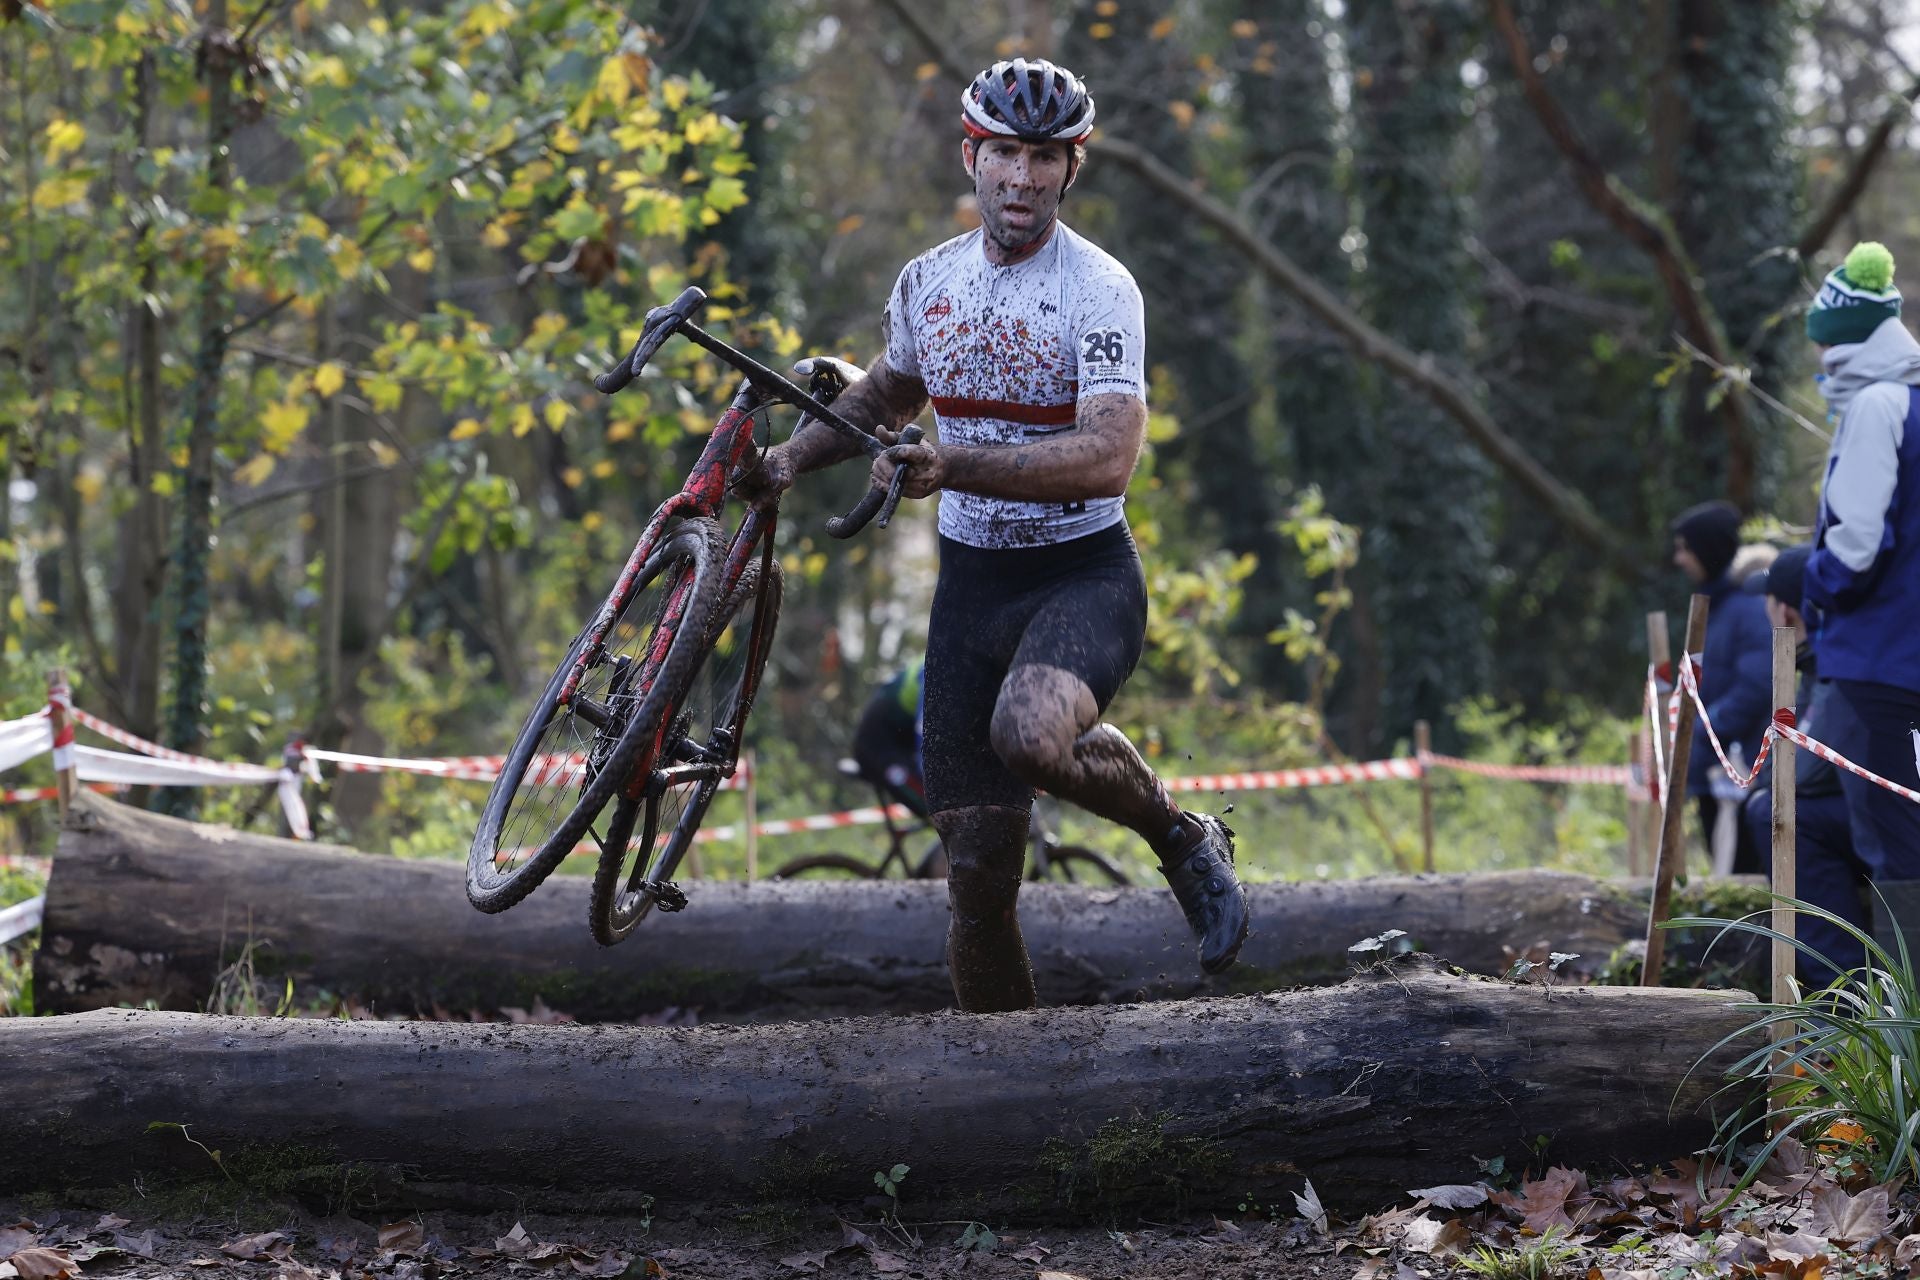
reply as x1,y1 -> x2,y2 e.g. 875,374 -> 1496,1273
963,137 -> 1076,263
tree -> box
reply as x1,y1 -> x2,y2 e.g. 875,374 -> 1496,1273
1347,0 -> 1492,745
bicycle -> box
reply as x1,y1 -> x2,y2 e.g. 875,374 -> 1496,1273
769,763 -> 1131,885
466,286 -> 922,944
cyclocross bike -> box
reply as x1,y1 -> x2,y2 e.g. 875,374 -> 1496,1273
465,286 -> 921,944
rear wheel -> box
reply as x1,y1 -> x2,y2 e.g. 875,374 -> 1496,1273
768,853 -> 882,880
589,552 -> 784,944
1032,843 -> 1131,886
467,520 -> 721,914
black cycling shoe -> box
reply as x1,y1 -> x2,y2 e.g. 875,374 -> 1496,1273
1158,813 -> 1250,975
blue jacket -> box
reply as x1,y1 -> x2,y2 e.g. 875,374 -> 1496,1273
1806,317 -> 1920,695
1688,571 -> 1773,797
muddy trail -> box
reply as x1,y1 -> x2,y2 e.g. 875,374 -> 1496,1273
0,1198 -> 1340,1280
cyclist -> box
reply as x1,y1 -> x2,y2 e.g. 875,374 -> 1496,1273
851,658 -> 929,819
739,57 -> 1248,1011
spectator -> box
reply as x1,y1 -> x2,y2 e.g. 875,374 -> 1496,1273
1739,546 -> 1867,984
1670,499 -> 1772,873
1804,240 -> 1920,869
850,659 -> 929,818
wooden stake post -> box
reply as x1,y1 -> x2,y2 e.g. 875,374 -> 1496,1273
744,749 -> 759,882
1644,612 -> 1672,865
1415,720 -> 1435,873
48,668 -> 76,823
1626,734 -> 1645,877
1770,627 -> 1798,1083
1642,596 -> 1708,987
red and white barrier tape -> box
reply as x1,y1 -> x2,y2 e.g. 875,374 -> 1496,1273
1771,710 -> 1920,806
1419,753 -> 1633,786
1167,759 -> 1422,792
68,707 -> 282,779
1674,655 -> 1776,789
305,746 -> 750,790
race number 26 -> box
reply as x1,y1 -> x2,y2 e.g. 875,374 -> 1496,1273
1082,329 -> 1125,364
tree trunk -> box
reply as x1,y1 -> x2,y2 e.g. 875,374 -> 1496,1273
0,956 -> 1761,1217
36,793 -> 1751,1022
158,0 -> 238,815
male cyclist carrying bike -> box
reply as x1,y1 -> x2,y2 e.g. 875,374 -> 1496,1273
740,57 -> 1248,1012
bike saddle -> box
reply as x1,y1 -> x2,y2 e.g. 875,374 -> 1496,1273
792,355 -> 866,403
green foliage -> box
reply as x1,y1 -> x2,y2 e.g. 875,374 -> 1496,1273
1459,1227 -> 1581,1280
1679,896 -> 1920,1196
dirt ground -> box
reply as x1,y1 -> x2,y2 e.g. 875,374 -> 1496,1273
0,1197 -> 1356,1280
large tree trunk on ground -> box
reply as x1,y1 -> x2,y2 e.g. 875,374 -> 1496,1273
37,795 -> 1752,1021
1,957 -> 1760,1217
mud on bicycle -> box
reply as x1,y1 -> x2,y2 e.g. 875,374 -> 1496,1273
465,285 -> 923,944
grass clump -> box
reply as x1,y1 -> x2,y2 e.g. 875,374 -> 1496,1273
1459,1227 -> 1581,1280
1680,893 -> 1920,1195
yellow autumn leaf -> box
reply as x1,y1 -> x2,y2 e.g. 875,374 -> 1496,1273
7,597 -> 24,625
114,10 -> 144,33
596,57 -> 630,108
367,440 -> 400,467
407,246 -> 436,273
481,221 -> 511,249
661,77 -> 688,111
449,417 -> 485,441
511,404 -> 536,437
552,123 -> 582,154
1168,100 -> 1196,128
31,175 -> 89,211
581,511 -> 604,532
233,454 -> 277,487
260,399 -> 311,452
313,362 -> 346,398
543,399 -> 572,431
1150,14 -> 1177,38
73,470 -> 104,504
1231,17 -> 1259,37
915,62 -> 940,81
590,459 -> 617,479
606,419 -> 636,443
835,214 -> 864,236
1089,21 -> 1114,38
561,466 -> 585,488
44,118 -> 86,163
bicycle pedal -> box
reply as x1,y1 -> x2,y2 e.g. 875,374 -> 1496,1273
647,880 -> 690,912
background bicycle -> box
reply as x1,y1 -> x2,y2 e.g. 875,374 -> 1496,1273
769,763 -> 1130,885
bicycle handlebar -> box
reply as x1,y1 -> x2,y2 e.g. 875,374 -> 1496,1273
825,425 -> 921,539
594,288 -> 924,538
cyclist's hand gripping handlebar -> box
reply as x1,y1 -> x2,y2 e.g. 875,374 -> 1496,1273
825,425 -> 922,539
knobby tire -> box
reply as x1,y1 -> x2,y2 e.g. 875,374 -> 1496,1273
467,519 -> 723,914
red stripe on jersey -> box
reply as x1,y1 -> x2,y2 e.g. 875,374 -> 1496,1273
930,394 -> 1077,426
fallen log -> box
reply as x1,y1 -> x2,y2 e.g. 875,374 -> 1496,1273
2,955 -> 1762,1217
36,793 -> 1758,1022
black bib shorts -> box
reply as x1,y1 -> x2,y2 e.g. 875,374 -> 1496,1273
921,521 -> 1148,814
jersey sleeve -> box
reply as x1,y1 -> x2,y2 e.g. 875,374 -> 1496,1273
882,262 -> 921,380
1071,269 -> 1147,401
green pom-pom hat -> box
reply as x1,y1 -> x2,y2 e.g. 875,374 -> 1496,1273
1808,240 -> 1903,346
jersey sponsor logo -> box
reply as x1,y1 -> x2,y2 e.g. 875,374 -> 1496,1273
1082,328 -> 1126,364
924,295 -> 954,321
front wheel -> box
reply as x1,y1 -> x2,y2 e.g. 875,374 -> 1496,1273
589,553 -> 784,944
467,519 -> 722,914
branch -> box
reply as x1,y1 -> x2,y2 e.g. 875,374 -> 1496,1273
869,0 -> 974,84
1488,0 -> 1756,508
1794,72 -> 1920,261
1098,137 -> 1646,583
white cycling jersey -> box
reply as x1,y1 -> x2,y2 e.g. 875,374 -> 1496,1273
883,221 -> 1147,549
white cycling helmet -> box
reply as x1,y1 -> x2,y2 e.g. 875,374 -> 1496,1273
960,57 -> 1096,146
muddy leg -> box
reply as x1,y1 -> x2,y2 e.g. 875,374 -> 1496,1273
989,664 -> 1192,854
932,804 -> 1036,1013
